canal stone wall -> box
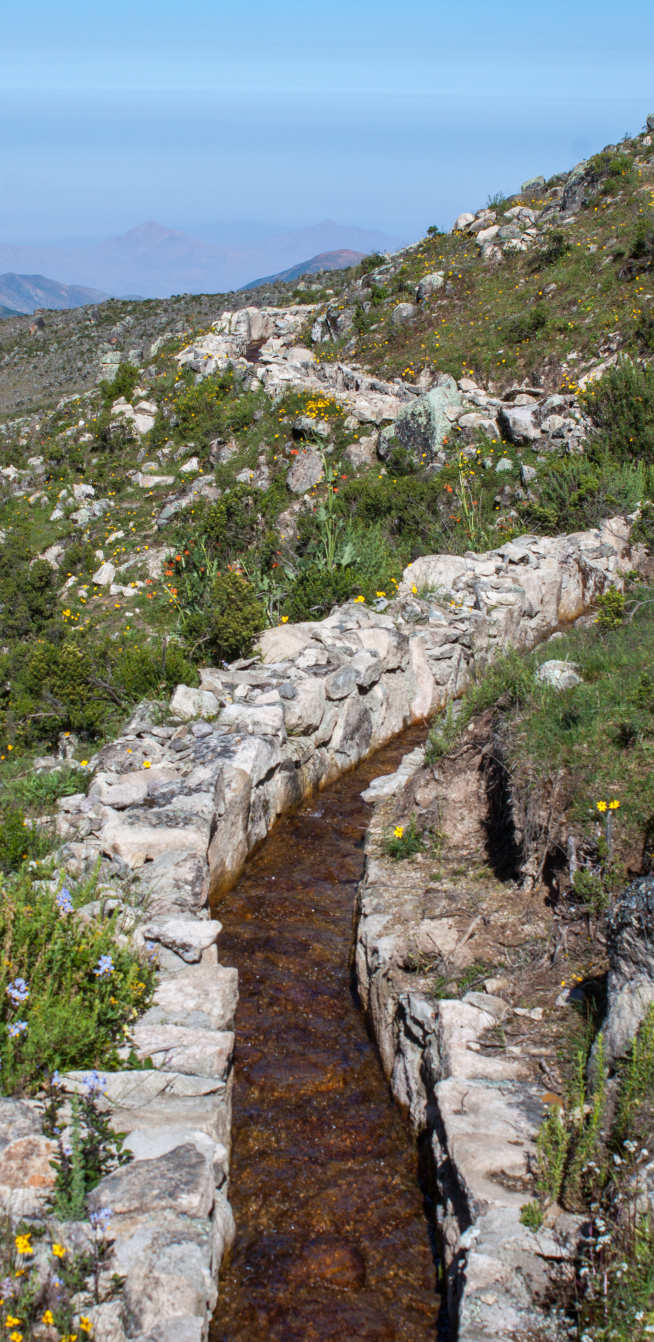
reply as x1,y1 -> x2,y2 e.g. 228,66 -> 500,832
0,515 -> 642,1342
355,755 -> 575,1342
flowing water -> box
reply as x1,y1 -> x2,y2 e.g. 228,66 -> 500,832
211,726 -> 440,1342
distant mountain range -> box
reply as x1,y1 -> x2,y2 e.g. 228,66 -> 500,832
0,219 -> 399,301
241,248 -> 366,291
0,273 -> 107,316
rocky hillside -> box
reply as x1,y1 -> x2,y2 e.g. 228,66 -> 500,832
0,113 -> 653,1342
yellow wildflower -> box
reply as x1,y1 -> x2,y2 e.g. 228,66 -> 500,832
14,1235 -> 32,1255
5,1318 -> 21,1328
51,1243 -> 66,1258
393,825 -> 404,839
9,1331 -> 22,1342
608,799 -> 620,810
42,1311 -> 54,1326
596,800 -> 607,813
79,1318 -> 92,1333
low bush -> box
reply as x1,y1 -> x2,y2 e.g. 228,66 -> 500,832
0,806 -> 52,872
0,533 -> 59,640
0,868 -> 155,1095
283,562 -> 357,622
582,359 -> 654,464
180,569 -> 266,662
99,362 -> 140,406
2,634 -> 197,748
523,450 -> 654,533
530,229 -> 572,269
502,304 -> 548,344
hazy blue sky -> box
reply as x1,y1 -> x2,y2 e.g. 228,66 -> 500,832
2,0 -> 653,244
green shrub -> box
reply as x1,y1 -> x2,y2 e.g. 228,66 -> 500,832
585,150 -> 635,193
284,562 -> 358,622
200,484 -> 273,563
530,229 -> 572,269
523,450 -> 653,533
0,806 -> 52,872
3,634 -> 198,748
172,369 -> 262,443
0,868 -> 155,1094
572,867 -> 609,916
582,360 -> 654,464
360,253 -> 386,274
627,219 -> 654,268
502,304 -> 548,344
182,570 -> 265,662
0,534 -> 59,640
383,816 -> 425,860
595,586 -> 626,629
520,1200 -> 544,1231
99,362 -> 140,406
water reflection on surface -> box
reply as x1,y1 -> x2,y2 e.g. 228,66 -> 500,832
211,727 -> 439,1341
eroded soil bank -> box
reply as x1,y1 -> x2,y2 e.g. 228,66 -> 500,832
210,725 -> 440,1342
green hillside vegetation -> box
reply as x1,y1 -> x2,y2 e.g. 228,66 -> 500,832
324,139 -> 654,387
0,116 -> 653,1340
0,130 -> 651,777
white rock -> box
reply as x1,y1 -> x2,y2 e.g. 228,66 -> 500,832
536,659 -> 582,690
170,685 -> 220,721
92,561 -> 116,587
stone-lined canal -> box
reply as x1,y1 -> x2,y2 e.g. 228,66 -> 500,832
210,726 -> 439,1340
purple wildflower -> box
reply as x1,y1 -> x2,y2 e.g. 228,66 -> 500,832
6,978 -> 29,1005
56,887 -> 74,915
93,954 -> 114,978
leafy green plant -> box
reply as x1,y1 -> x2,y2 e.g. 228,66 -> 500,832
582,359 -> 654,465
519,1200 -> 544,1231
178,568 -> 266,662
284,562 -> 358,622
572,867 -> 609,917
612,1004 -> 654,1148
502,304 -> 548,345
3,633 -> 197,747
383,816 -> 425,860
0,869 -> 155,1094
0,805 -> 52,873
595,585 -> 626,629
360,253 -> 386,274
530,229 -> 572,269
0,1216 -> 104,1341
45,1075 -> 131,1219
99,362 -> 140,406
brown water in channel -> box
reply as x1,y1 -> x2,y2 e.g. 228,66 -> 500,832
210,727 -> 440,1342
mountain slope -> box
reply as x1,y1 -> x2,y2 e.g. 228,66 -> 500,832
0,272 -> 107,314
241,248 -> 367,291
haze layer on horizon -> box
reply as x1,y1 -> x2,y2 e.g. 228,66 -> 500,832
2,0 -> 653,251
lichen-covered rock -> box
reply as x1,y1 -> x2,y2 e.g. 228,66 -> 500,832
382,377 -> 463,464
603,875 -> 654,1064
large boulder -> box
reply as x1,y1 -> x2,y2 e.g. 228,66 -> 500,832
602,875 -> 654,1065
416,272 -> 445,301
380,376 -> 463,464
498,403 -> 542,445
